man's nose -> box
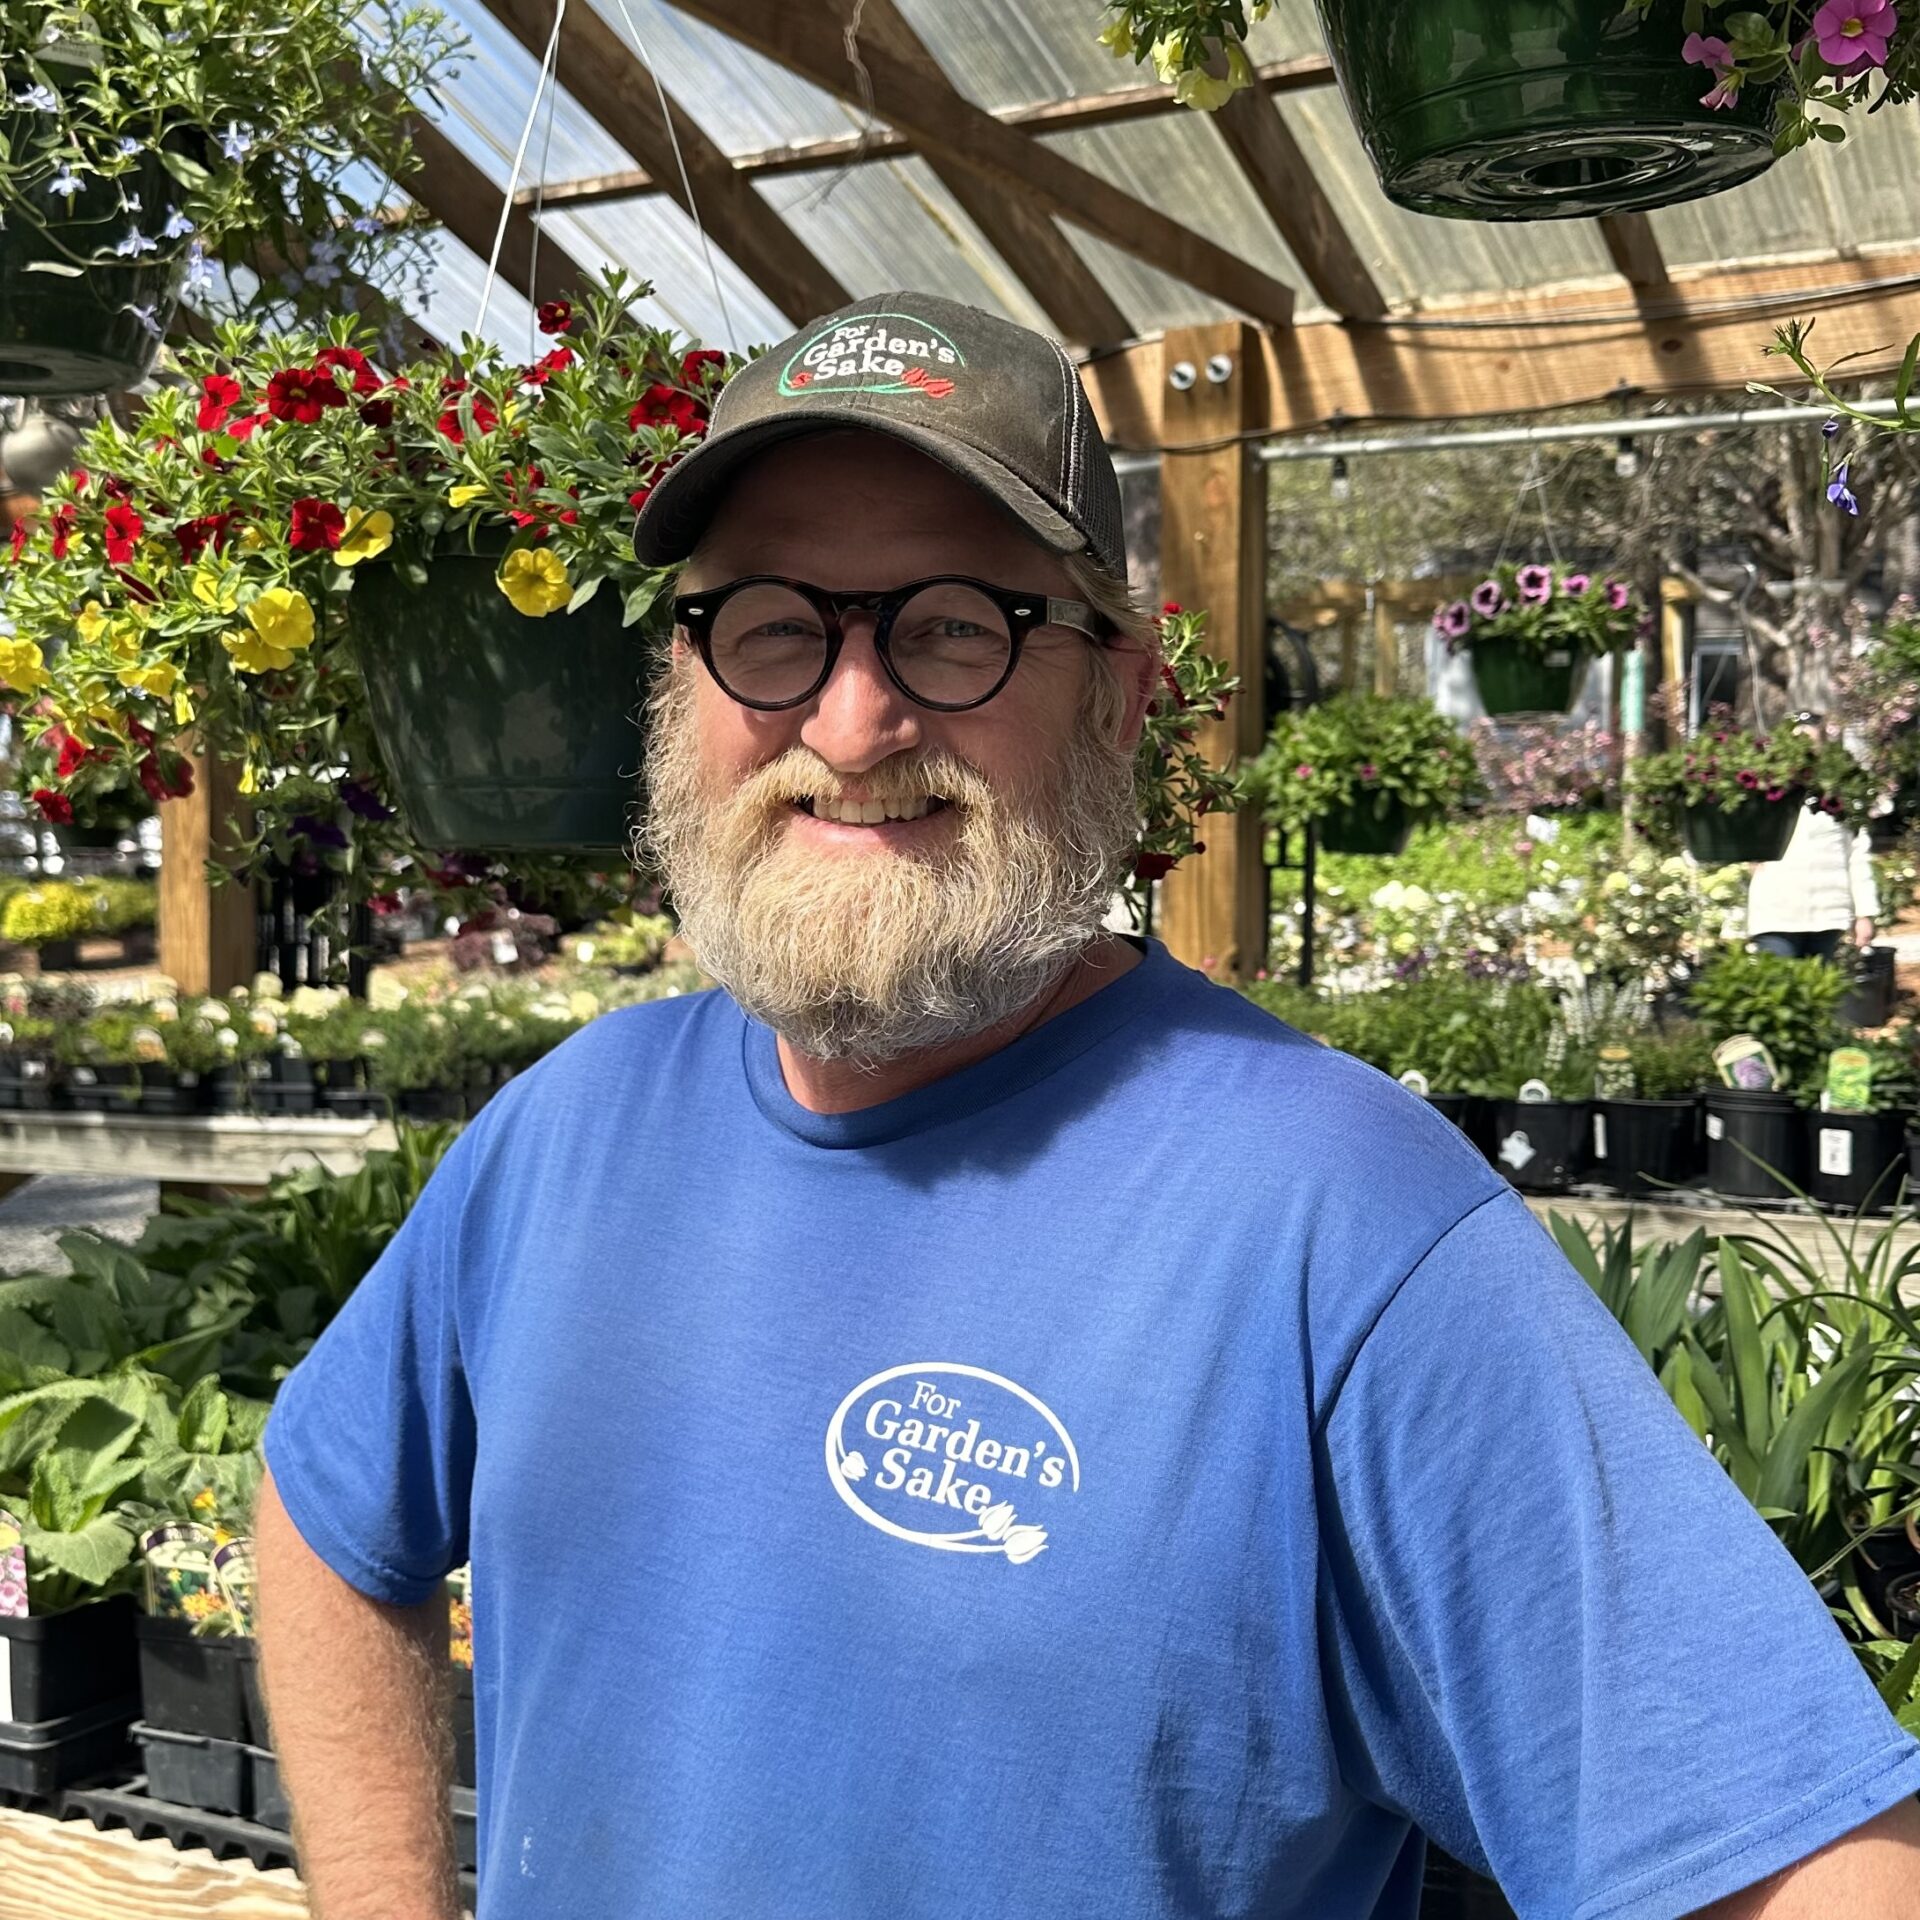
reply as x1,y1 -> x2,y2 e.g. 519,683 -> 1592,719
797,613 -> 924,775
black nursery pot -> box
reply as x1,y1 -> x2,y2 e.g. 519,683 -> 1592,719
1909,1127 -> 1920,1201
250,1055 -> 316,1117
1488,1099 -> 1588,1193
133,1720 -> 250,1818
1704,1088 -> 1806,1201
1593,1098 -> 1702,1198
316,1058 -> 384,1118
135,1614 -> 250,1741
135,1067 -> 197,1116
13,1054 -> 56,1111
1838,945 -> 1898,1032
399,1086 -> 467,1123
1424,1092 -> 1490,1157
1808,1109 -> 1914,1216
451,1663 -> 476,1790
58,1062 -> 140,1114
0,1592 -> 139,1722
1421,1848 -> 1517,1919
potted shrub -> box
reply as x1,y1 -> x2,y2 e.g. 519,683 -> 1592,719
158,996 -> 246,1112
1432,564 -> 1641,717
1485,1015 -> 1597,1196
284,990 -> 377,1117
54,1006 -> 149,1114
366,1002 -> 468,1121
1591,1021 -> 1716,1198
0,1 -> 454,395
1801,1042 -> 1917,1216
0,878 -> 112,971
0,1011 -> 61,1110
1252,695 -> 1483,857
1627,727 -> 1873,865
0,273 -> 716,868
1690,947 -> 1849,1200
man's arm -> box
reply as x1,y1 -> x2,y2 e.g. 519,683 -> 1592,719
1696,1798 -> 1920,1917
256,1469 -> 460,1920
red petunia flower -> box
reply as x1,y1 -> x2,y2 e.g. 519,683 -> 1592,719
226,411 -> 271,443
1161,601 -> 1183,616
103,503 -> 145,564
289,497 -> 346,552
358,397 -> 395,430
31,789 -> 72,825
137,750 -> 195,804
681,347 -> 725,387
627,384 -> 705,437
266,367 -> 347,425
46,505 -> 75,560
315,345 -> 381,397
436,397 -> 498,444
198,373 -> 244,434
8,522 -> 27,561
175,512 -> 234,562
1134,851 -> 1178,882
520,345 -> 575,387
627,485 -> 652,512
537,300 -> 573,336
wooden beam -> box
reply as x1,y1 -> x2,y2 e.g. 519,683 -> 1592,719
1079,247 -> 1920,443
525,55 -> 1337,212
663,0 -> 1296,329
1156,321 -> 1268,979
405,114 -> 597,311
159,738 -> 257,996
1600,212 -> 1669,290
1210,86 -> 1387,319
813,0 -> 1131,349
477,0 -> 847,324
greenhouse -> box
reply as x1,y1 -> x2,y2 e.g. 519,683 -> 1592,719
0,1 -> 1917,1916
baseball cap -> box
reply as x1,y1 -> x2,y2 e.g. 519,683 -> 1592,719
631,291 -> 1126,578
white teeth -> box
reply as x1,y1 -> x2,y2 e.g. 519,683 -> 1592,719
811,796 -> 938,825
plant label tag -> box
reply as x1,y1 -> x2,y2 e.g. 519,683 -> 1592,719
1825,1047 -> 1873,1114
1517,1078 -> 1552,1104
1498,1130 -> 1536,1171
20,1059 -> 46,1083
1713,1035 -> 1780,1092
71,1067 -> 96,1088
491,933 -> 518,966
1397,1069 -> 1430,1097
0,1508 -> 27,1620
1706,1114 -> 1726,1141
142,1522 -> 222,1621
1818,1128 -> 1855,1178
213,1539 -> 257,1635
1592,1113 -> 1609,1161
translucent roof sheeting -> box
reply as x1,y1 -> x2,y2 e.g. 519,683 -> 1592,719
391,0 -> 1920,357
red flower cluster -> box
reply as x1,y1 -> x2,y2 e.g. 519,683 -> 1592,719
46,727 -> 109,780
628,384 -> 705,437
520,346 -> 574,387
267,366 -> 348,425
127,721 -> 194,803
31,788 -> 72,825
681,348 -> 725,386
436,378 -> 499,443
176,512 -> 234,562
104,503 -> 145,565
316,345 -> 380,397
289,497 -> 346,552
198,374 -> 244,434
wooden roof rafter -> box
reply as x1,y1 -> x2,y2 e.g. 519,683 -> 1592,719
661,0 -> 1297,331
476,0 -> 849,325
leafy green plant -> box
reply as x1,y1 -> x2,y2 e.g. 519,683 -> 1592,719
1690,947 -> 1851,1089
1432,562 -> 1643,663
1619,1021 -> 1719,1101
1251,695 -> 1483,834
0,881 -> 111,947
363,1003 -> 467,1096
1628,725 -> 1874,834
1129,605 -> 1246,890
1801,1039 -> 1920,1117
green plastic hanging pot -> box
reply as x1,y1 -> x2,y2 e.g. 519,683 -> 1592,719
352,546 -> 654,856
1312,0 -> 1780,221
0,117 -> 185,395
1318,791 -> 1413,856
1470,636 -> 1585,716
1680,792 -> 1800,864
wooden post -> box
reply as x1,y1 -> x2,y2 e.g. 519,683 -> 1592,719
1371,588 -> 1399,698
1156,321 -> 1268,979
1659,575 -> 1691,740
158,740 -> 256,995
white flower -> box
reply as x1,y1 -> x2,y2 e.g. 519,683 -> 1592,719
979,1502 -> 1017,1543
250,971 -> 284,1001
132,1027 -> 166,1063
1002,1525 -> 1049,1564
199,999 -> 229,1024
150,996 -> 178,1023
567,990 -> 600,1022
248,1008 -> 279,1036
215,1027 -> 238,1051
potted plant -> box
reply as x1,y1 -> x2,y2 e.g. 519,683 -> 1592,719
0,1011 -> 61,1110
1252,694 -> 1483,856
284,990 -> 376,1117
0,273 -> 716,870
1432,565 -> 1641,717
0,1 -> 454,395
1627,726 -> 1872,864
158,995 -> 247,1112
1590,1021 -> 1715,1198
1801,1041 -> 1917,1216
1483,995 -> 1597,1194
0,878 -> 113,971
54,1005 -> 149,1114
365,1002 -> 468,1121
1690,946 -> 1849,1199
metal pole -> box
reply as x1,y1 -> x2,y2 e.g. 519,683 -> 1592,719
1297,825 -> 1317,990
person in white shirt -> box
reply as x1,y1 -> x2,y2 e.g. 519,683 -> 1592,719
1746,713 -> 1879,962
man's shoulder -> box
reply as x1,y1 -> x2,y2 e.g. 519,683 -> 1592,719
495,984 -> 736,1107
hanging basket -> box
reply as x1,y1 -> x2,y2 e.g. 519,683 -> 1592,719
1318,791 -> 1413,857
1680,793 -> 1801,865
1313,0 -> 1779,221
1469,636 -> 1584,716
0,126 -> 184,395
352,547 -> 654,856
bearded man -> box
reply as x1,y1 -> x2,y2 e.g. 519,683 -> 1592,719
257,295 -> 1920,1920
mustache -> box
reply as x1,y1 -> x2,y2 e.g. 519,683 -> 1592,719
741,748 -> 993,813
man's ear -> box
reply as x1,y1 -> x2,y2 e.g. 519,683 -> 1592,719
1111,638 -> 1160,752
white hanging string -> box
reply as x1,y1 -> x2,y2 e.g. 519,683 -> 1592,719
608,0 -> 738,353
525,44 -> 563,361
473,0 -> 568,339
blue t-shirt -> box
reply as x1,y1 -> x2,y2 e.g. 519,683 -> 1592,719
264,943 -> 1920,1919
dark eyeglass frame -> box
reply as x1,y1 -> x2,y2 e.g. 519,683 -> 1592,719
671,574 -> 1114,713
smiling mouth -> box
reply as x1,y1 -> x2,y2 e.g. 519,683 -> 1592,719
794,796 -> 952,826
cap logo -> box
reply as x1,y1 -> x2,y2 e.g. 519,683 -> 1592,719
779,312 -> 964,400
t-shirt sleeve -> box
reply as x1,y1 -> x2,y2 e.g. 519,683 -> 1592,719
1315,1188 -> 1920,1920
262,1116 -> 488,1607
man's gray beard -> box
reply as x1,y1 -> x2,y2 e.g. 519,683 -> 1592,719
641,659 -> 1140,1065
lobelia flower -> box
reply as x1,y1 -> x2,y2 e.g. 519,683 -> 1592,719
497,547 -> 572,617
1827,461 -> 1860,515
13,85 -> 58,114
114,227 -> 157,258
220,122 -> 252,162
1470,579 -> 1505,617
183,242 -> 214,296
1812,0 -> 1899,71
161,207 -> 194,241
1516,562 -> 1553,604
47,164 -> 80,199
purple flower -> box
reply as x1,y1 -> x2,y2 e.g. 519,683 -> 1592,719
1764,786 -> 1787,802
290,814 -> 349,850
1358,762 -> 1378,781
1813,0 -> 1898,73
1736,769 -> 1759,788
1823,417 -> 1842,439
339,777 -> 395,822
1682,32 -> 1734,70
1435,600 -> 1473,643
1605,581 -> 1631,611
1827,461 -> 1859,515
1560,572 -> 1590,595
1516,563 -> 1553,604
1471,579 -> 1505,618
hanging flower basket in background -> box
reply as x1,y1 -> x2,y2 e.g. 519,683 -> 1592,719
1434,563 -> 1639,717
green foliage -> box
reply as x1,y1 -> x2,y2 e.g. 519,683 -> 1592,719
1432,563 -> 1643,663
1250,695 -> 1483,832
1621,1021 -> 1720,1101
363,1002 -> 467,1095
1690,947 -> 1851,1089
1096,1 -> 1266,108
1628,726 -> 1875,833
1801,1039 -> 1920,1117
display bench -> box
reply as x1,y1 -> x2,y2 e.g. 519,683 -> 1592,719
0,1112 -> 397,1196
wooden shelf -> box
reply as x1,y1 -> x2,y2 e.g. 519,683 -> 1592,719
0,1112 -> 395,1187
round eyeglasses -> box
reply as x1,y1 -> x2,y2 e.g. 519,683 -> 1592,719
671,575 -> 1111,713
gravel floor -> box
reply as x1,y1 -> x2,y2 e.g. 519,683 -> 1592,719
0,1175 -> 159,1274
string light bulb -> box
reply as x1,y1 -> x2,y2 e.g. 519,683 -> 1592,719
1329,453 -> 1352,502
1614,433 -> 1640,479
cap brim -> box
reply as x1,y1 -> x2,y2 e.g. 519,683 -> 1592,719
632,408 -> 1084,568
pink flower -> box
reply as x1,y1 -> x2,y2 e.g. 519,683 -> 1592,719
1605,581 -> 1631,611
1295,763 -> 1314,779
1701,75 -> 1742,108
1682,32 -> 1734,70
1812,0 -> 1898,71
1358,763 -> 1378,781
1516,562 -> 1553,604
1561,572 -> 1590,595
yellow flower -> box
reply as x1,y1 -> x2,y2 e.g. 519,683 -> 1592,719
173,685 -> 196,727
246,586 -> 316,657
337,508 -> 394,567
0,638 -> 48,695
190,567 -> 240,614
1096,16 -> 1133,56
1149,30 -> 1184,82
75,600 -> 108,645
447,484 -> 487,508
109,622 -> 142,664
191,1487 -> 217,1514
120,661 -> 180,699
223,628 -> 292,675
238,524 -> 267,552
1172,64 -> 1237,109
497,546 -> 572,618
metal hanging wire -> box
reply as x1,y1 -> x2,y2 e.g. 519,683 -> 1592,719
474,0 -> 568,339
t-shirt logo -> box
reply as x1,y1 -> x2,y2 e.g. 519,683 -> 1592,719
779,313 -> 963,400
825,1363 -> 1079,1565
